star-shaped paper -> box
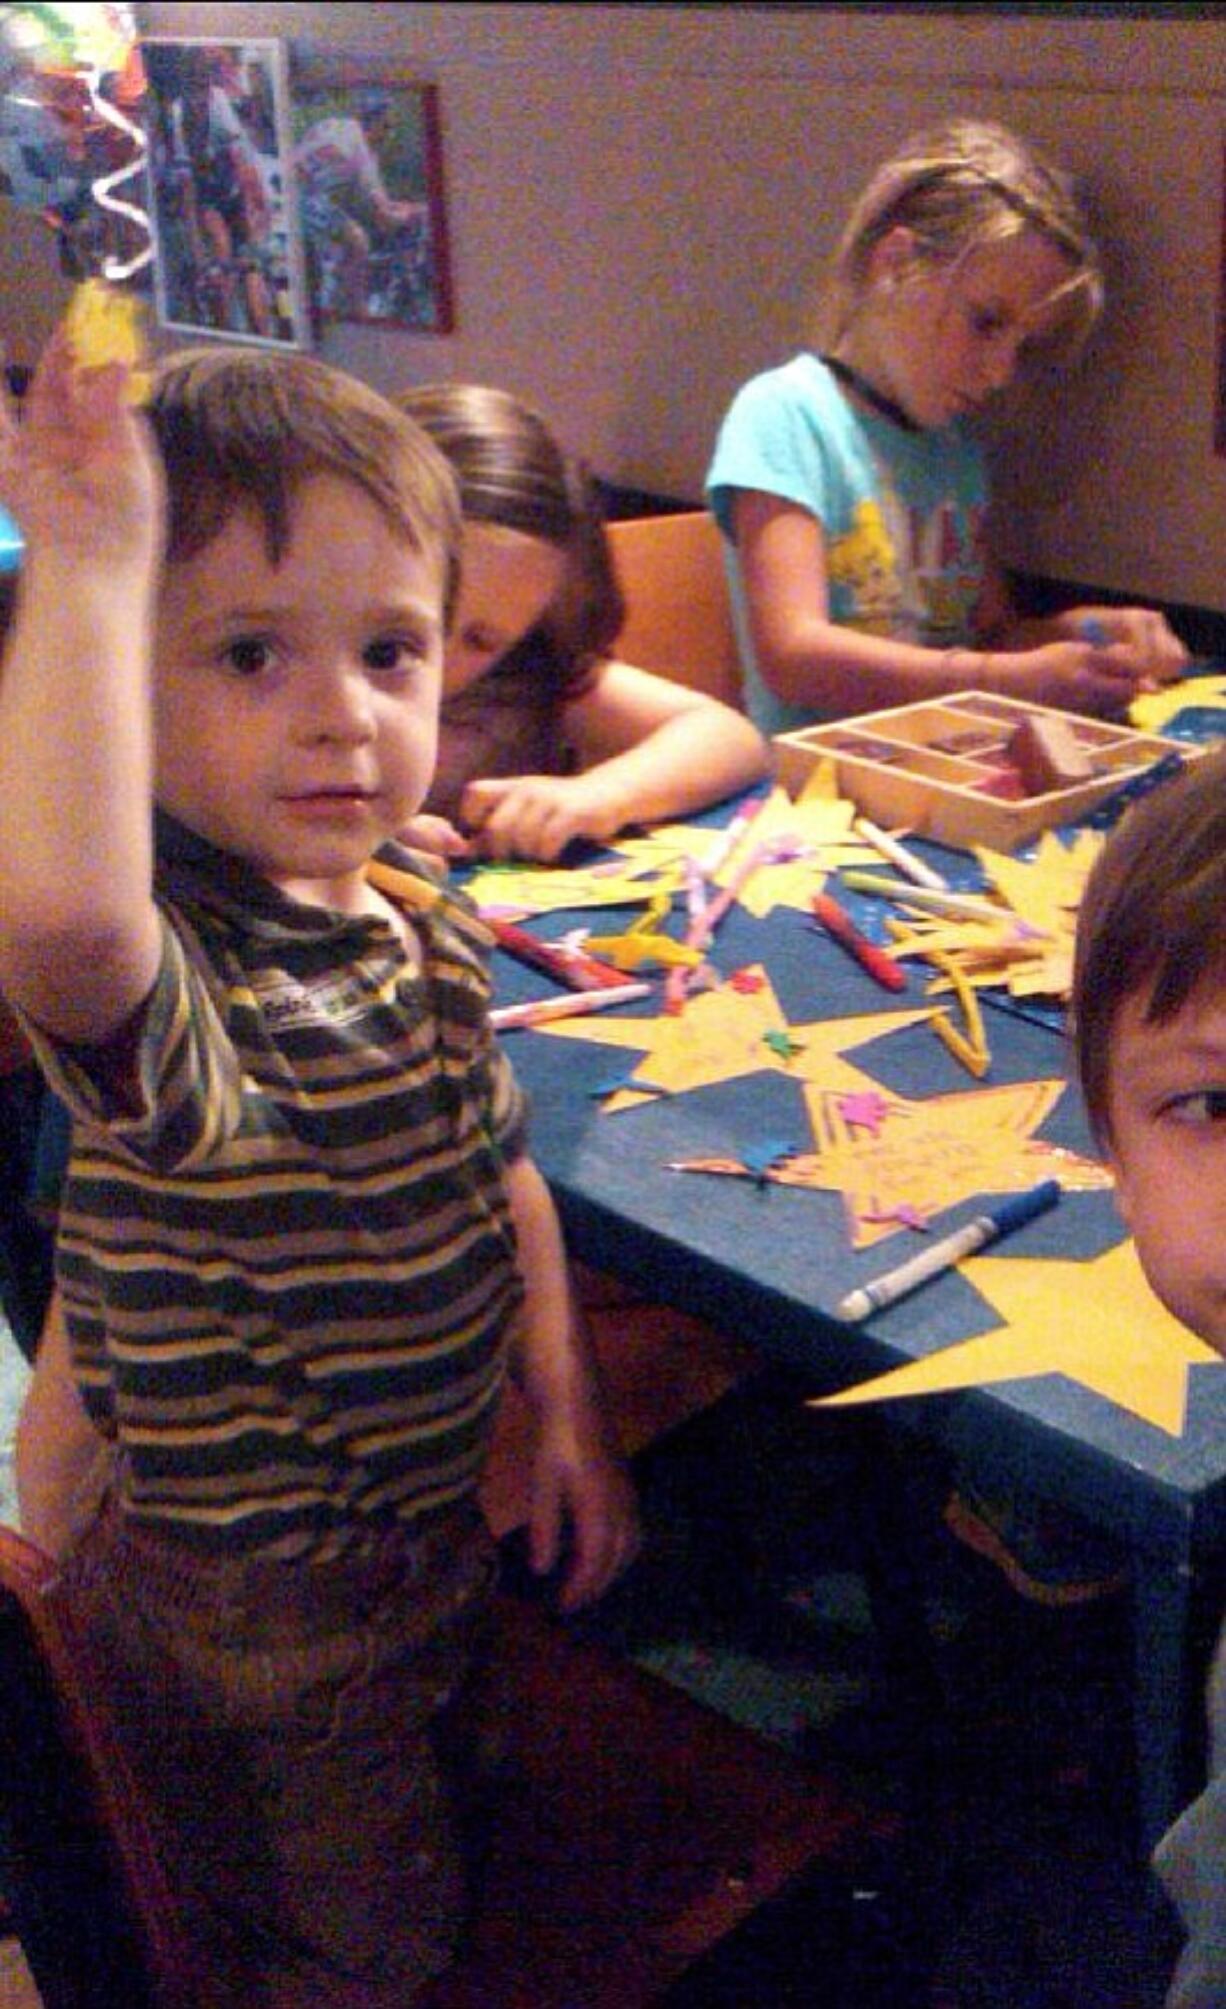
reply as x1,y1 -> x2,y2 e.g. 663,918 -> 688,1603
800,1080 -> 1111,1246
536,967 -> 930,1111
888,829 -> 1104,1003
1131,672 -> 1226,735
616,784 -> 879,926
815,1238 -> 1220,1436
469,855 -> 682,921
674,1077 -> 1110,1247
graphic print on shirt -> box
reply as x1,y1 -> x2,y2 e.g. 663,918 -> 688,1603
828,466 -> 986,646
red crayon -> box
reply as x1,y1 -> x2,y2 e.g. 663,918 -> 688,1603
811,892 -> 907,993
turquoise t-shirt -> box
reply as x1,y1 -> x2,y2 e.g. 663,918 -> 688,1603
706,352 -> 990,736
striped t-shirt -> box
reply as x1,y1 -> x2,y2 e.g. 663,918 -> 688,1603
28,814 -> 527,1559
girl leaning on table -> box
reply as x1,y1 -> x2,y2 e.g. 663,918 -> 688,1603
395,381 -> 771,864
706,116 -> 1188,739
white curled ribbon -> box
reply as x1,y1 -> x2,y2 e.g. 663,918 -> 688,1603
83,63 -> 151,280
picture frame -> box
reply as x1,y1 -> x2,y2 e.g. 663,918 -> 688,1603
140,37 -> 310,349
288,45 -> 454,334
1217,136 -> 1226,457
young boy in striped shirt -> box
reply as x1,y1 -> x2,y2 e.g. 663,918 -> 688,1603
0,333 -> 638,2005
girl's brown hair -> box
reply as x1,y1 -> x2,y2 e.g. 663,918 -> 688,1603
396,382 -> 625,697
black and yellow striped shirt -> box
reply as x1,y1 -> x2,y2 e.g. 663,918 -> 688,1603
29,815 -> 527,1559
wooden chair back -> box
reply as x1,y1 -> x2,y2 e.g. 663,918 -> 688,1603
605,510 -> 743,708
0,1524 -> 196,2007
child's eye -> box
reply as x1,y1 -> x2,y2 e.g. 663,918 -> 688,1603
223,635 -> 278,678
1163,1089 -> 1226,1127
363,634 -> 426,677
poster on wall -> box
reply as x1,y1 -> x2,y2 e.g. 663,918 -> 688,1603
141,37 -> 310,348
289,44 -> 454,334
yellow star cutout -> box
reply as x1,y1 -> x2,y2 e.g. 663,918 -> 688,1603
467,855 -> 682,919
535,968 -> 930,1111
613,781 -> 878,923
815,1239 -> 1220,1435
799,1079 -> 1111,1247
1130,672 -> 1226,734
670,1077 -> 1109,1247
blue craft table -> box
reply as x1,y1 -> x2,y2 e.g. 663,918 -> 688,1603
483,809 -> 1226,1860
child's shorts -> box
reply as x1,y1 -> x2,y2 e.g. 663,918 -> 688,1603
58,1485 -> 499,2007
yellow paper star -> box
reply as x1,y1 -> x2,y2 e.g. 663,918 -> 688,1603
1130,673 -> 1226,734
536,968 -> 930,1111
616,786 -> 878,924
800,1080 -> 1111,1247
468,856 -> 681,918
889,830 -> 1104,1003
974,831 -> 1100,942
815,1239 -> 1220,1435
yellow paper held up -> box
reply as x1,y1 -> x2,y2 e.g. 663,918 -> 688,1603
63,281 -> 150,402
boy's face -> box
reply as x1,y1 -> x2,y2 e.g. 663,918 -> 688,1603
1106,983 -> 1226,1353
153,475 -> 446,913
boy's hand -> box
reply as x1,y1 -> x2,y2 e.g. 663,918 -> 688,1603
527,1412 -> 641,1613
0,330 -> 162,574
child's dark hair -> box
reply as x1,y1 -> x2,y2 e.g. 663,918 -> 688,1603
396,382 -> 625,697
1071,746 -> 1226,1145
149,346 -> 462,624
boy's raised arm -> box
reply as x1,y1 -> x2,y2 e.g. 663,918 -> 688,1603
0,335 -> 164,1043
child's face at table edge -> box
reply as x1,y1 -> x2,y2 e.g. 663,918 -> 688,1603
442,521 -> 568,697
1105,980 -> 1226,1354
152,474 -> 447,912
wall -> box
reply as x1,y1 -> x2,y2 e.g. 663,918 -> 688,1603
5,3 -> 1224,613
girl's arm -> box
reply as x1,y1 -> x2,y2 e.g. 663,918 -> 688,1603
502,1154 -> 640,1611
459,661 -> 770,862
0,339 -> 163,1045
733,490 -> 1177,723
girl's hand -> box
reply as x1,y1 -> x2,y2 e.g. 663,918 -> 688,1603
398,810 -> 471,861
0,331 -> 162,575
460,771 -> 628,863
1064,606 -> 1189,686
1002,640 -> 1153,721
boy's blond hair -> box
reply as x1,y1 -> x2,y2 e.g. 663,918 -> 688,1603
821,118 -> 1104,362
149,346 -> 462,624
1071,746 -> 1226,1146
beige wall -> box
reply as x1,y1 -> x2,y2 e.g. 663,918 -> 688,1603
5,3 -> 1224,612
